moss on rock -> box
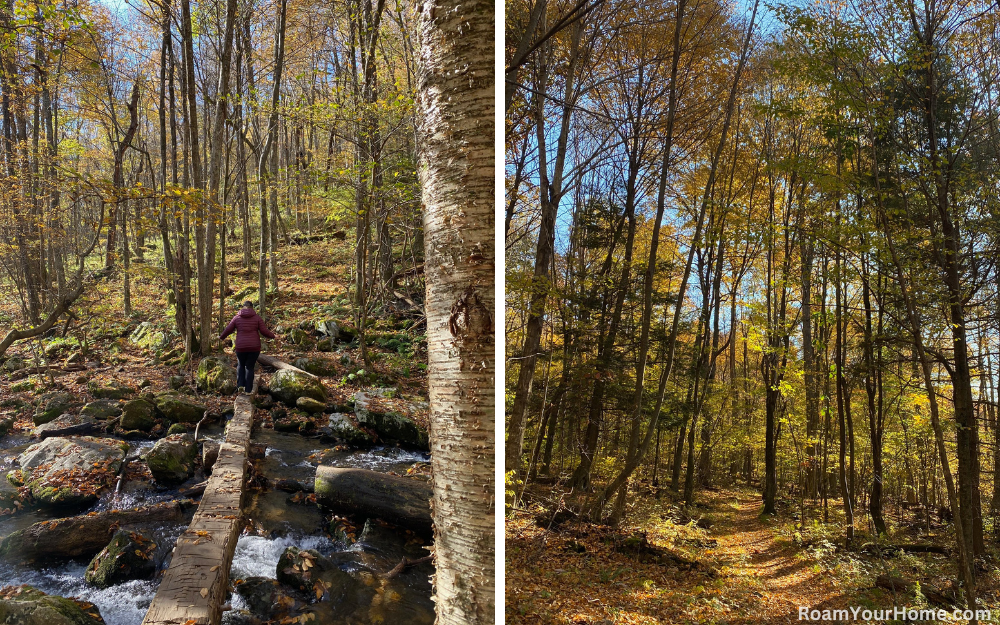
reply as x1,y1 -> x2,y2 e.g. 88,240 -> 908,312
120,399 -> 158,432
196,356 -> 238,395
0,585 -> 106,625
84,530 -> 157,588
145,433 -> 197,484
153,391 -> 206,423
270,369 -> 327,407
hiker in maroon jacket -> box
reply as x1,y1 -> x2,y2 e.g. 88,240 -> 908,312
220,301 -> 276,393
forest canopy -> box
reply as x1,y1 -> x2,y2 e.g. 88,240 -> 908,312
506,0 -> 1000,613
0,0 -> 421,361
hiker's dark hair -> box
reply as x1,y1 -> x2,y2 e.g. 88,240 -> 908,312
243,301 -> 254,309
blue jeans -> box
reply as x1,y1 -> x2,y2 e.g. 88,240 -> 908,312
236,351 -> 260,392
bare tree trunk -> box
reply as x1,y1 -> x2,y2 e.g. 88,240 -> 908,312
416,1 -> 495,622
200,0 -> 239,353
257,0 -> 288,316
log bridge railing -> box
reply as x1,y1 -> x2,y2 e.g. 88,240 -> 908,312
142,393 -> 254,625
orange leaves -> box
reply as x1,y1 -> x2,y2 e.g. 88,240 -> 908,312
313,579 -> 328,600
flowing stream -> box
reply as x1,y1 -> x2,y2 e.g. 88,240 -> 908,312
0,426 -> 434,625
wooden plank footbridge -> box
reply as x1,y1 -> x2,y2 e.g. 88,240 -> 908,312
141,393 -> 254,625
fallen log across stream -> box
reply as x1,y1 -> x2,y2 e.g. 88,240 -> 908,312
0,499 -> 197,561
141,394 -> 255,625
315,466 -> 433,536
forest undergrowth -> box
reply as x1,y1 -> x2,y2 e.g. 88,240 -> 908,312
507,485 -> 1000,625
0,233 -> 430,440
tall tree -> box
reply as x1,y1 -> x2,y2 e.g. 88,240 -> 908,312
416,0 -> 495,622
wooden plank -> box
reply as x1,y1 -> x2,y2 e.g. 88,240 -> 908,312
257,354 -> 318,379
142,394 -> 254,625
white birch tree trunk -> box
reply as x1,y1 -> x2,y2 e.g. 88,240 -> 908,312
416,0 -> 494,622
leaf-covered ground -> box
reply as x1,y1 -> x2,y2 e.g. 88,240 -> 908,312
0,235 -> 429,450
507,487 -> 1000,624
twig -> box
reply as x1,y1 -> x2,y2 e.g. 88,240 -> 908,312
194,411 -> 208,442
384,555 -> 433,579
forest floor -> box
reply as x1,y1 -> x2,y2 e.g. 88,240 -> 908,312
0,233 -> 430,430
507,486 -> 1000,624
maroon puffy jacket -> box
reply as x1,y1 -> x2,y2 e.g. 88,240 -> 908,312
220,308 -> 276,352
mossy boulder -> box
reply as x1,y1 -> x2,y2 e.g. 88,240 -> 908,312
292,357 -> 337,377
0,477 -> 21,512
321,413 -> 373,446
84,530 -> 157,588
88,381 -> 134,400
354,391 -> 428,450
33,392 -> 79,426
270,369 -> 327,407
120,399 -> 158,432
196,356 -> 238,395
288,327 -> 311,346
80,400 -> 122,420
0,416 -> 14,437
0,585 -> 106,625
145,433 -> 197,485
167,423 -> 188,435
296,397 -> 326,414
11,436 -> 127,507
153,391 -> 206,423
316,337 -> 335,352
3,355 -> 26,372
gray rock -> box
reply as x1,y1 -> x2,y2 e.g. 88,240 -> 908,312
315,319 -> 341,339
288,327 -> 311,346
33,413 -> 96,438
0,416 -> 15,437
145,433 -> 197,485
322,413 -> 373,446
270,369 -> 327,407
129,322 -> 169,352
169,375 -> 186,390
202,440 -> 220,474
196,356 -> 238,395
81,399 -> 122,420
0,585 -> 107,625
3,355 -> 26,372
354,390 -> 428,450
120,399 -> 158,432
33,392 -> 79,426
10,436 -> 128,506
